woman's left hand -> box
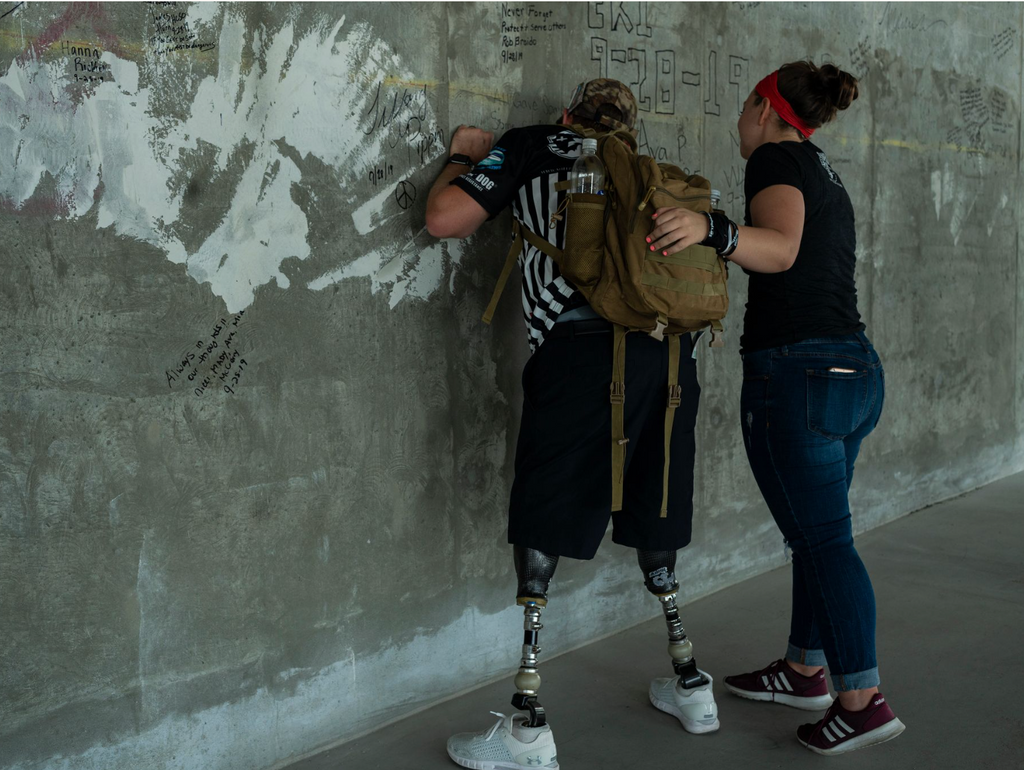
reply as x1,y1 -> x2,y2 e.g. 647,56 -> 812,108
647,207 -> 710,256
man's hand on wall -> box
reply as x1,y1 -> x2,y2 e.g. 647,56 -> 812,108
450,125 -> 495,163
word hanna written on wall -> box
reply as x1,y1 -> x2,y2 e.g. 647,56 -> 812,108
500,3 -> 566,64
166,311 -> 248,397
60,40 -> 112,83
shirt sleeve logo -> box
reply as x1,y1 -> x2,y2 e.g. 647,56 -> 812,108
466,173 -> 496,191
817,151 -> 844,187
546,131 -> 582,159
475,147 -> 505,170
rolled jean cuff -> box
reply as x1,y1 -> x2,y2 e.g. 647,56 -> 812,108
831,667 -> 880,692
786,643 -> 827,667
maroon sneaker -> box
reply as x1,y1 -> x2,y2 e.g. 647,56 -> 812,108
797,693 -> 906,755
723,659 -> 833,710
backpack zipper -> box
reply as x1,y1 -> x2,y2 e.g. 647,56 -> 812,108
637,186 -> 657,211
630,185 -> 709,233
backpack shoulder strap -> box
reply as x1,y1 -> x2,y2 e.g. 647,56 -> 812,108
481,218 -> 564,325
482,219 -> 523,325
520,223 -> 563,261
611,325 -> 628,512
660,334 -> 683,517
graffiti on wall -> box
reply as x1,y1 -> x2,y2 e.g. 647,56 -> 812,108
0,1 -> 1019,394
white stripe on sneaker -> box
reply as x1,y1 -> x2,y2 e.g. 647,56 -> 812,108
762,675 -> 769,687
834,715 -> 854,734
822,723 -> 838,742
829,720 -> 849,740
777,671 -> 793,691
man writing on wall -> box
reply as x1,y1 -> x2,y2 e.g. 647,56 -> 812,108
426,80 -> 717,770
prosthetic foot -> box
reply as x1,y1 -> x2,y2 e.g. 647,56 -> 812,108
511,546 -> 559,728
638,549 -> 720,734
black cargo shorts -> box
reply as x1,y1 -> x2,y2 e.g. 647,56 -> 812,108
508,319 -> 701,560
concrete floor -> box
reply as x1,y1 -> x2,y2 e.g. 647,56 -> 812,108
285,472 -> 1024,770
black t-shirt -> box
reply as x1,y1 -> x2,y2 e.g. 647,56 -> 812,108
740,140 -> 864,354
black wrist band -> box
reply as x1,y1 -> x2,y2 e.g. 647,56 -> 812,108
700,211 -> 734,255
447,153 -> 474,166
703,211 -> 715,240
721,223 -> 739,260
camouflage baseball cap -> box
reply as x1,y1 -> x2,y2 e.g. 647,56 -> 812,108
566,78 -> 638,134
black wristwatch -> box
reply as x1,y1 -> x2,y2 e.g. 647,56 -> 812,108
447,153 -> 474,166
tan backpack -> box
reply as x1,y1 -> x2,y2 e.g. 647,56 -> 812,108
483,125 -> 729,517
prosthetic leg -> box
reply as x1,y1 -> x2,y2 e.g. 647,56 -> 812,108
512,545 -> 559,728
637,549 -> 708,689
445,547 -> 561,767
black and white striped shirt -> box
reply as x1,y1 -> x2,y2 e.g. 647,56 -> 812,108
452,126 -> 589,352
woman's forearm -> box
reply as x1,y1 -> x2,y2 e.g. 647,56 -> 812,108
726,225 -> 799,274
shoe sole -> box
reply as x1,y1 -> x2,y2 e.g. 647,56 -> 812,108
724,681 -> 833,711
649,691 -> 721,735
798,717 -> 906,755
446,747 -> 559,770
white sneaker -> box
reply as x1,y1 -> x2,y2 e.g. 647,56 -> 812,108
447,711 -> 559,770
649,670 -> 721,734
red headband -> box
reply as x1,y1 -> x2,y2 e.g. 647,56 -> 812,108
755,71 -> 815,138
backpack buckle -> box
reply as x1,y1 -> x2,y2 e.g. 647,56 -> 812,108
609,381 -> 625,405
667,385 -> 682,409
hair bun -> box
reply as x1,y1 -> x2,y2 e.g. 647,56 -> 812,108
820,63 -> 859,112
774,59 -> 860,130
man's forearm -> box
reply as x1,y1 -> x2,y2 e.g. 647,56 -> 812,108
427,164 -> 469,216
425,125 -> 494,238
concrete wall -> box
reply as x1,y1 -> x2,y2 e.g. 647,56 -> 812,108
0,3 -> 1021,769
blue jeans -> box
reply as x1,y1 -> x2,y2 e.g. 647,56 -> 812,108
740,332 -> 885,692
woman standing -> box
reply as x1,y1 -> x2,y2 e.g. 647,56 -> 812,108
646,61 -> 904,755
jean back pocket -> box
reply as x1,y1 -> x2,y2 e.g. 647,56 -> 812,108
806,368 -> 869,440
